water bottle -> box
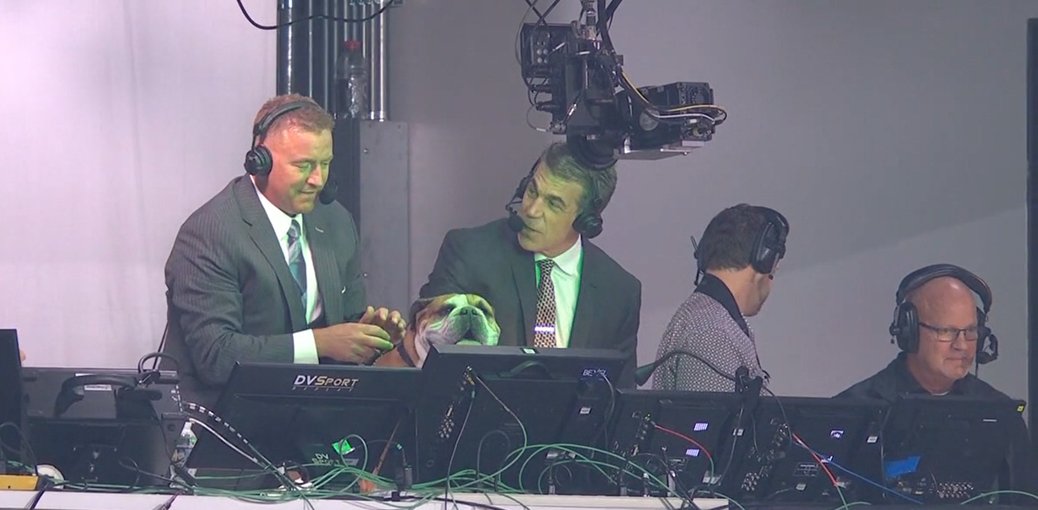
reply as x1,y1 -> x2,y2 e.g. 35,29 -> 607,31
335,39 -> 368,119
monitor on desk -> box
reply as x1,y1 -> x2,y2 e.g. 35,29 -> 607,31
20,365 -> 185,487
412,344 -> 626,492
719,396 -> 886,504
879,395 -> 1028,504
0,329 -> 27,475
186,362 -> 419,490
608,390 -> 744,496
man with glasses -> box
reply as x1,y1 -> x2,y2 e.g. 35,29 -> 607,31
837,265 -> 1036,500
837,264 -> 1007,400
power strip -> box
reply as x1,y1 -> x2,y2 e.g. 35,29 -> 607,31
0,474 -> 39,490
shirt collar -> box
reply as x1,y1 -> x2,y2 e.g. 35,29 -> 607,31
251,175 -> 300,238
695,273 -> 751,337
533,236 -> 583,276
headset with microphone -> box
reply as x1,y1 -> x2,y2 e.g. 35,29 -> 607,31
693,205 -> 789,285
505,157 -> 605,238
243,99 -> 338,205
889,263 -> 999,365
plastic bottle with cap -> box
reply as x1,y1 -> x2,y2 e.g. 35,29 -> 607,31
335,39 -> 368,119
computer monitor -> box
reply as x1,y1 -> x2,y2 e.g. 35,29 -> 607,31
879,395 -> 1028,504
21,366 -> 185,487
720,396 -> 886,504
186,363 -> 420,490
0,329 -> 27,475
412,344 -> 626,492
607,390 -> 744,496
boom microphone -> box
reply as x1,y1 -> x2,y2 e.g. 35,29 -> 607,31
319,177 -> 339,205
506,202 -> 526,233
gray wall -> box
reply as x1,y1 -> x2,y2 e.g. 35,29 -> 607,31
1,1 -> 1032,403
391,1 -> 1035,399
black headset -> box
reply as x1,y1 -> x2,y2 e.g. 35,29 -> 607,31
693,205 -> 789,284
889,263 -> 998,364
243,100 -> 312,177
505,158 -> 605,238
748,206 -> 789,274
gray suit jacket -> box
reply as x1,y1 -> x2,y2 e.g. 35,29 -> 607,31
420,218 -> 641,387
162,176 -> 366,406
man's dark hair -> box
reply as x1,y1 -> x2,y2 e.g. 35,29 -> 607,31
697,203 -> 773,272
540,141 -> 618,214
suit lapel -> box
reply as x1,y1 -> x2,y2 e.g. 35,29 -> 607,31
569,241 -> 597,349
509,235 -> 537,347
234,177 -> 308,330
304,211 -> 343,325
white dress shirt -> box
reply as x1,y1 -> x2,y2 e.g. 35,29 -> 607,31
251,177 -> 322,363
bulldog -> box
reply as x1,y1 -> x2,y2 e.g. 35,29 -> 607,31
375,294 -> 500,368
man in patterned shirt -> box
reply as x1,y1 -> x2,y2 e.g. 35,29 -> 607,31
652,204 -> 789,392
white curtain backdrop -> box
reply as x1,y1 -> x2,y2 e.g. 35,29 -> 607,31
0,1 -> 275,367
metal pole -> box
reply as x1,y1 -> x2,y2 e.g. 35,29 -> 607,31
1027,18 -> 1038,444
374,0 -> 388,120
277,0 -> 294,94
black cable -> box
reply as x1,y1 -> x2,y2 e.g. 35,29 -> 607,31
117,456 -> 189,491
603,0 -> 622,25
236,0 -> 392,30
540,0 -> 564,21
443,388 -> 476,510
137,352 -> 178,374
475,429 -> 512,490
0,422 -> 38,476
712,405 -> 745,494
23,479 -> 49,510
522,0 -> 548,25
153,493 -> 179,510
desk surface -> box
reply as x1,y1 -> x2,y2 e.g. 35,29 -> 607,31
0,490 -> 727,510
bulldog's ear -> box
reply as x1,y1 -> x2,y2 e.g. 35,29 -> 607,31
407,297 -> 435,331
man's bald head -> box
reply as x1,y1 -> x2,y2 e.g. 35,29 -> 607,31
904,276 -> 981,394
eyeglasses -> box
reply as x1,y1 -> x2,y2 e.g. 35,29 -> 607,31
918,322 -> 980,343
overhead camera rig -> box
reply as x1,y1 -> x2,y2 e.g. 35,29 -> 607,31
519,0 -> 725,167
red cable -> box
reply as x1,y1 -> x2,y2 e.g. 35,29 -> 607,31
653,424 -> 714,463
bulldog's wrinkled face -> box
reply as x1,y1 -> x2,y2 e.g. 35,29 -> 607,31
375,294 -> 500,369
411,294 -> 500,367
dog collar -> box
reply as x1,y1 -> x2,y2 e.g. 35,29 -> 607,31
394,342 -> 417,368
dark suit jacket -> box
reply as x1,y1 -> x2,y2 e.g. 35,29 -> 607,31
420,218 -> 641,387
161,176 -> 366,406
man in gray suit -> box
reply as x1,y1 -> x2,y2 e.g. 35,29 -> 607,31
420,142 -> 641,387
162,94 -> 404,406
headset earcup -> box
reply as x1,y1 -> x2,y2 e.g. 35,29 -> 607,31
244,146 -> 273,176
975,308 -> 998,364
891,302 -> 919,353
573,212 -> 603,239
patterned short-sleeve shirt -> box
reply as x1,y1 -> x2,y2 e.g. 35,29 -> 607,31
652,275 -> 765,392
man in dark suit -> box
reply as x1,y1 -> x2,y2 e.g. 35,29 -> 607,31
162,94 -> 404,406
420,142 -> 641,387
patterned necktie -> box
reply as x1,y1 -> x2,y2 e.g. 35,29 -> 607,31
533,259 -> 557,348
287,219 -> 307,310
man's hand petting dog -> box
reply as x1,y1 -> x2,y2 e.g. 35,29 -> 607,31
313,323 -> 391,364
358,305 -> 407,343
